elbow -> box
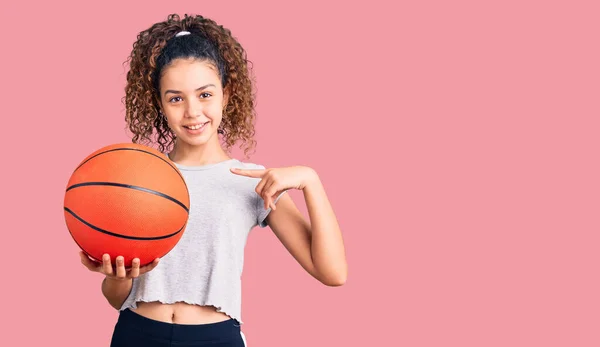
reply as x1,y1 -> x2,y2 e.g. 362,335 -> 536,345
103,293 -> 122,310
319,269 -> 348,287
323,278 -> 346,287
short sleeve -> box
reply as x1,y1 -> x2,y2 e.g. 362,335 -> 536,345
256,189 -> 287,228
252,165 -> 287,228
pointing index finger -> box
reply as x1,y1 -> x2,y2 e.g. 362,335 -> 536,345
230,167 -> 266,178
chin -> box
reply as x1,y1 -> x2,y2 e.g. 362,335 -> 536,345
187,137 -> 212,147
176,129 -> 217,147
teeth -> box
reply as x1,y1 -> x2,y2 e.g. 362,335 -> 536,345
187,123 -> 205,130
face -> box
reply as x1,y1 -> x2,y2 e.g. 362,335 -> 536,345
158,58 -> 228,148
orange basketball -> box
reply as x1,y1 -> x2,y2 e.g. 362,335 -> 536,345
64,143 -> 190,267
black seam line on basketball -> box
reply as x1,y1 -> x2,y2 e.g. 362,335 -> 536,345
66,182 -> 189,213
73,147 -> 186,187
64,207 -> 185,240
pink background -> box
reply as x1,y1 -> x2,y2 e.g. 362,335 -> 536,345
2,0 -> 599,346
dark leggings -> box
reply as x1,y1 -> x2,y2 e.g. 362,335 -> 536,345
110,309 -> 247,347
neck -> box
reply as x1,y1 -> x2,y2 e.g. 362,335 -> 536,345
168,137 -> 231,166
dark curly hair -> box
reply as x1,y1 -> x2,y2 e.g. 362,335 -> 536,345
122,13 -> 257,157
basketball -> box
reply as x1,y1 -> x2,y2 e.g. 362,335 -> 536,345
64,143 -> 190,267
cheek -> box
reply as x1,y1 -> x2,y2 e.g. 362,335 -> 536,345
164,114 -> 178,125
163,105 -> 182,118
207,103 -> 224,121
163,112 -> 182,129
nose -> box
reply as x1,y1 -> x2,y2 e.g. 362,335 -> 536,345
184,98 -> 202,118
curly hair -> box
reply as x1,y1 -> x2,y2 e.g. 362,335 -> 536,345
122,13 -> 257,157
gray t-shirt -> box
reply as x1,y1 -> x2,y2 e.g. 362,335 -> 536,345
120,158 -> 284,324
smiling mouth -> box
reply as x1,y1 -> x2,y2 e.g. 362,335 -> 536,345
183,122 -> 208,130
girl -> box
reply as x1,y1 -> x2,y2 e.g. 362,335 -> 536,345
79,13 -> 347,347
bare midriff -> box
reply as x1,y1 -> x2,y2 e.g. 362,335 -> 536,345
131,301 -> 232,324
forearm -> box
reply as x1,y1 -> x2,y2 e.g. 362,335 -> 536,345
101,276 -> 133,310
303,173 -> 347,286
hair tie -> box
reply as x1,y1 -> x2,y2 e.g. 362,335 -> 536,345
175,31 -> 191,37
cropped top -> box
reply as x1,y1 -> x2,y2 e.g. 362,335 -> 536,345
120,158 -> 283,324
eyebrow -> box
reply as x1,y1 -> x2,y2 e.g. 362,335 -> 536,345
164,84 -> 216,96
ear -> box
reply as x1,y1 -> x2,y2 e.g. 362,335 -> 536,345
157,97 -> 165,116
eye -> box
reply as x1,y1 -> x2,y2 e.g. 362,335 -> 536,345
200,92 -> 212,99
169,96 -> 182,103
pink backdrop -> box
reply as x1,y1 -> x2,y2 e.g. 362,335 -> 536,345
2,0 -> 599,346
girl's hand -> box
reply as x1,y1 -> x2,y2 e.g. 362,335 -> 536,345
230,166 -> 318,210
79,251 -> 160,281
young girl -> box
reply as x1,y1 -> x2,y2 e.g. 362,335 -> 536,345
79,13 -> 347,347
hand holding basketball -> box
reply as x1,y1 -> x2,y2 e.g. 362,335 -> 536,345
79,251 -> 160,280
64,143 -> 190,268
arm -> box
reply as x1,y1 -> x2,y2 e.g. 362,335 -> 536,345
265,169 -> 348,286
102,277 -> 133,310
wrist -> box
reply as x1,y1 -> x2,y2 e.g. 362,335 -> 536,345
301,167 -> 320,190
104,276 -> 131,284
